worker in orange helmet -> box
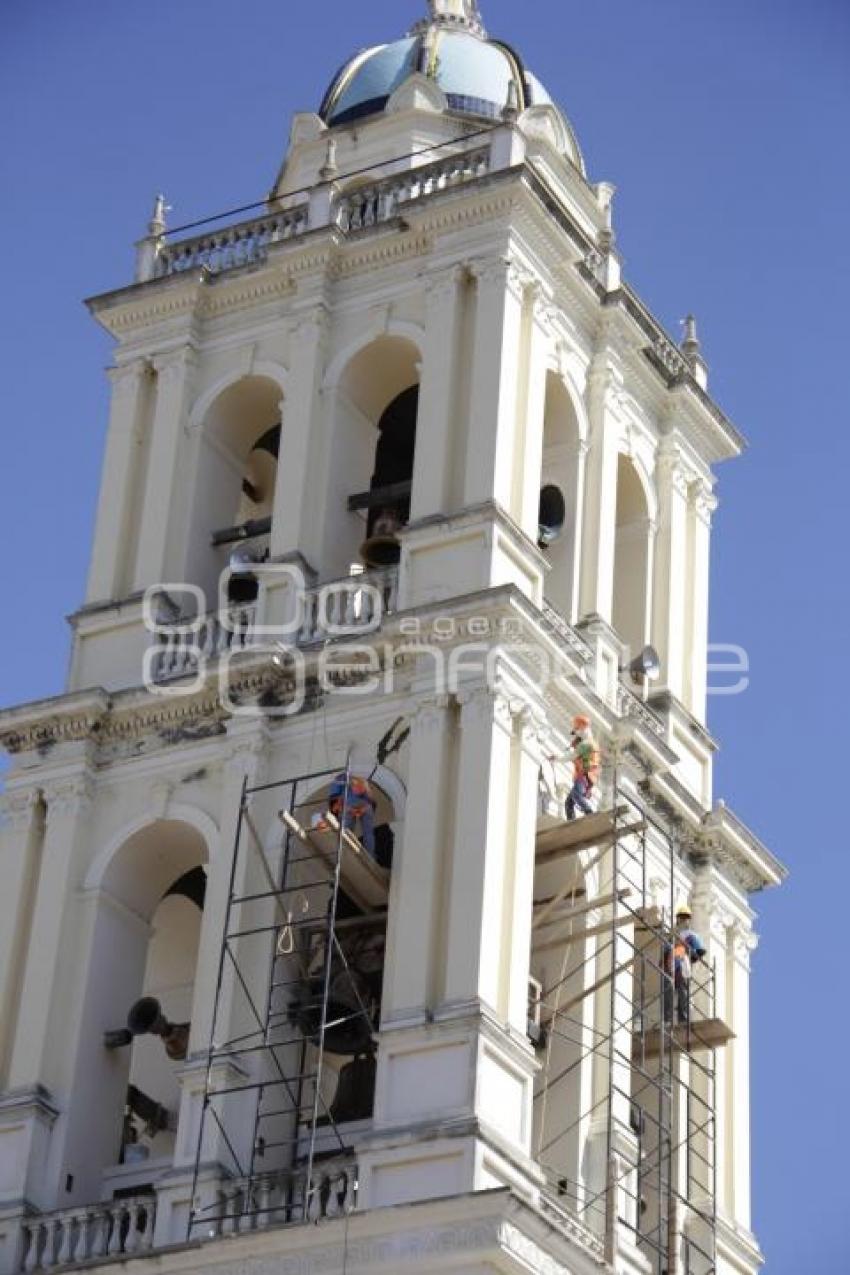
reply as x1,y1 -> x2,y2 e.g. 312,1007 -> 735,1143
565,714 -> 600,820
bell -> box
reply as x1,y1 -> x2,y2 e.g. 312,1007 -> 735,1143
538,484 -> 567,548
328,1054 -> 376,1124
126,997 -> 190,1061
359,509 -> 402,569
291,969 -> 375,1056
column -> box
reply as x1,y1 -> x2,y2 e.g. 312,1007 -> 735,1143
728,922 -> 756,1230
0,790 -> 44,1088
132,347 -> 197,590
410,266 -> 465,519
381,695 -> 454,1024
515,293 -> 551,540
85,361 -> 152,603
686,483 -> 717,721
270,306 -> 329,567
8,774 -> 94,1092
506,708 -> 544,1031
579,350 -> 621,622
441,685 -> 517,1021
462,258 -> 527,516
652,438 -> 691,698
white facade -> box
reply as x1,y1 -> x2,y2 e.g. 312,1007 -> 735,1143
0,4 -> 785,1275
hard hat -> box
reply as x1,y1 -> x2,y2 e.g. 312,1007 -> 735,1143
571,714 -> 591,732
675,903 -> 693,919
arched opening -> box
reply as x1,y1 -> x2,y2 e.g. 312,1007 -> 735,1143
539,374 -> 583,621
61,821 -> 208,1205
613,456 -> 652,658
279,773 -> 398,1131
322,337 -> 420,580
184,377 -> 283,611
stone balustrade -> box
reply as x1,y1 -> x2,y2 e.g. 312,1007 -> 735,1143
17,1196 -> 155,1272
145,143 -> 491,281
150,568 -> 399,682
297,567 -> 399,645
211,1158 -> 357,1234
335,144 -> 491,232
153,206 -> 309,279
151,601 -> 259,682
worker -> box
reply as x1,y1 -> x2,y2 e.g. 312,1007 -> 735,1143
326,772 -> 377,856
663,903 -> 707,1025
565,715 -> 601,820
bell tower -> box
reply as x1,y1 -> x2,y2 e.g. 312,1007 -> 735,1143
0,5 -> 785,1275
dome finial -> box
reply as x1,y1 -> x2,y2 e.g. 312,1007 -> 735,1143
424,1 -> 487,38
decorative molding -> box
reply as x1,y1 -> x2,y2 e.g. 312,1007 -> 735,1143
0,787 -> 42,831
44,774 -> 94,820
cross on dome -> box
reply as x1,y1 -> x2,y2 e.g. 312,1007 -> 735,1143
425,0 -> 487,38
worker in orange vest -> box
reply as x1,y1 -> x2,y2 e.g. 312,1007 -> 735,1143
663,903 -> 707,1025
565,715 -> 601,820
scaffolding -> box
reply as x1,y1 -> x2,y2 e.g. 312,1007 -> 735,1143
188,761 -> 389,1238
531,768 -> 722,1275
189,754 -> 723,1273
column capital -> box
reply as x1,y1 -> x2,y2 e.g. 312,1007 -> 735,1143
290,303 -> 331,346
152,345 -> 198,382
44,774 -> 94,821
730,921 -> 758,968
411,693 -> 452,734
106,359 -> 149,397
423,262 -> 466,307
0,787 -> 42,832
693,485 -> 719,527
468,254 -> 529,299
455,682 -> 514,733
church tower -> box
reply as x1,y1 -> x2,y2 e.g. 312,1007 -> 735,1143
0,4 -> 785,1275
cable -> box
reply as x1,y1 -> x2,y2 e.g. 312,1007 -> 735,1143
159,125 -> 499,240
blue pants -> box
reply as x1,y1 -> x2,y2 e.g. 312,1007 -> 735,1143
566,780 -> 593,820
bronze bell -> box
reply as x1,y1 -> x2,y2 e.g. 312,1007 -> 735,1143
126,997 -> 190,1061
328,1053 -> 377,1124
359,509 -> 402,569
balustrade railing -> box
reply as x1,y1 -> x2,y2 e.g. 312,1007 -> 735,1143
149,144 -> 491,281
297,568 -> 399,645
17,1196 -> 155,1272
154,206 -> 309,278
335,145 -> 490,232
150,568 -> 399,682
152,601 -> 258,682
205,1157 -> 358,1237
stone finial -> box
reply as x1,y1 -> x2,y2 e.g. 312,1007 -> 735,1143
148,193 -> 170,238
595,182 -> 616,252
422,1 -> 487,37
319,137 -> 339,182
502,79 -> 520,123
681,314 -> 701,359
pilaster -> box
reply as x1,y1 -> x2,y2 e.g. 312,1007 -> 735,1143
463,258 -> 528,517
86,361 -> 152,603
728,921 -> 757,1231
381,694 -> 455,1026
133,347 -> 198,591
686,483 -> 717,720
578,347 -> 621,624
0,790 -> 44,1090
7,775 -> 95,1094
270,306 -> 329,565
652,436 -> 691,698
410,265 -> 466,520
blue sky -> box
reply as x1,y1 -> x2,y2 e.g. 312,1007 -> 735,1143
2,0 -> 848,1267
